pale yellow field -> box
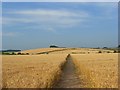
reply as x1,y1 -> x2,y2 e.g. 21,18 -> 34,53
21,48 -> 67,55
49,48 -> 114,54
2,54 -> 67,88
2,48 -> 118,88
72,53 -> 118,88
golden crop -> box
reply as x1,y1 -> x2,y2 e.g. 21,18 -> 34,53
72,53 -> 118,88
49,48 -> 114,54
21,48 -> 67,55
2,48 -> 118,88
2,54 -> 67,88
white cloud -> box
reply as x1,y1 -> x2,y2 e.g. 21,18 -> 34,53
3,4 -> 117,32
3,9 -> 90,28
11,9 -> 89,18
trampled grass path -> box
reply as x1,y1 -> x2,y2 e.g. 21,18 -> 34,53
54,55 -> 84,88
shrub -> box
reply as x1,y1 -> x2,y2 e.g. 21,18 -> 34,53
26,53 -> 29,55
2,52 -> 10,55
12,52 -> 16,55
118,50 -> 120,53
17,52 -> 22,55
98,51 -> 102,53
113,50 -> 117,53
50,45 -> 58,48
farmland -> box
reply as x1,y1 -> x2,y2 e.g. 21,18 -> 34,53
21,48 -> 67,55
49,48 -> 114,54
72,53 -> 118,88
2,54 -> 67,88
2,48 -> 118,88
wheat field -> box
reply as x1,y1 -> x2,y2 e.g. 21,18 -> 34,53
2,54 -> 67,88
72,53 -> 118,88
49,48 -> 114,54
2,48 -> 118,88
21,48 -> 67,55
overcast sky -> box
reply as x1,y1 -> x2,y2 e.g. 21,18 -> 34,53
2,2 -> 118,50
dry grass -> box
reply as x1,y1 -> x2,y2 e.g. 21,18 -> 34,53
21,48 -> 67,55
2,54 -> 67,88
72,53 -> 118,88
49,48 -> 114,54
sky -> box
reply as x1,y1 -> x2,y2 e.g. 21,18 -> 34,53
2,2 -> 118,50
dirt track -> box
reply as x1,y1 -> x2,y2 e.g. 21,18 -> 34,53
54,55 -> 84,88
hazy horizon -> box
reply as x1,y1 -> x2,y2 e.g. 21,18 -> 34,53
1,45 -> 118,51
2,2 -> 118,50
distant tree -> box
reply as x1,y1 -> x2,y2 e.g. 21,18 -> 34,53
103,47 -> 108,49
50,45 -> 58,48
26,53 -> 29,55
118,45 -> 120,48
17,52 -> 21,55
113,50 -> 117,53
98,51 -> 102,53
119,50 -> 120,53
12,52 -> 16,55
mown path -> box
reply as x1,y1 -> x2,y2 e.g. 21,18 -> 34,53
54,55 -> 83,88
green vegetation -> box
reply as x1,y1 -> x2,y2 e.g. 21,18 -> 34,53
1,52 -> 16,55
1,52 -> 30,55
17,52 -> 29,55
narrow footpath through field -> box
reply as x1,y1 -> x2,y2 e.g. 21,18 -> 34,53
54,54 -> 84,88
